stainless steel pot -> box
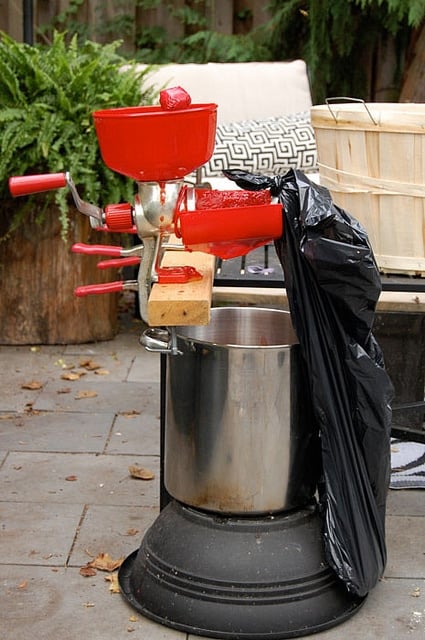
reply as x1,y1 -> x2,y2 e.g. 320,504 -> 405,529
158,307 -> 320,515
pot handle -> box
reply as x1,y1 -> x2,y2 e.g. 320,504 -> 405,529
141,328 -> 182,356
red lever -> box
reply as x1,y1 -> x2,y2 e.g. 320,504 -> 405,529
9,172 -> 67,197
72,243 -> 124,257
75,282 -> 125,296
96,257 -> 141,269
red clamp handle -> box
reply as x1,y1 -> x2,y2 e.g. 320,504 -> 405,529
74,281 -> 124,296
72,243 -> 124,257
97,257 -> 141,269
9,172 -> 67,197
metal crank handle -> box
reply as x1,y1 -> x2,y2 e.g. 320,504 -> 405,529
74,281 -> 138,296
9,171 -> 103,222
9,172 -> 67,196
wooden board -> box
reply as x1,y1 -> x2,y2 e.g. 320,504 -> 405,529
148,249 -> 215,326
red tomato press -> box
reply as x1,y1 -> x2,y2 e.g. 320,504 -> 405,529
9,88 -> 364,639
9,88 -> 282,325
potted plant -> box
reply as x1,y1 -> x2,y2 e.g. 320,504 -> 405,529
0,31 -> 156,344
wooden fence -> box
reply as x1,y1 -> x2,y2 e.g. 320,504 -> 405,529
0,1 -> 270,49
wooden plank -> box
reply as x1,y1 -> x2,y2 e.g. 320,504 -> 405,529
148,249 -> 215,327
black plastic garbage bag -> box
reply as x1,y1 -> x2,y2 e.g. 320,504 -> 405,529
224,168 -> 394,597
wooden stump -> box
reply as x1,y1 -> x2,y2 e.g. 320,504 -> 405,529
0,204 -> 120,345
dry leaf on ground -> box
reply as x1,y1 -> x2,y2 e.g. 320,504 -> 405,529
88,552 -> 124,572
94,368 -> 110,376
79,358 -> 102,371
120,410 -> 140,418
128,465 -> 155,481
65,475 -> 78,482
21,381 -> 43,390
74,390 -> 98,400
61,371 -> 85,381
79,565 -> 97,577
105,572 -> 120,593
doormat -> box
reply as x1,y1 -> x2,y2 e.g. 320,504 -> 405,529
390,439 -> 425,489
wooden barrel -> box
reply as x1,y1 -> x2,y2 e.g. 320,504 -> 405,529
311,102 -> 425,276
0,204 -> 120,345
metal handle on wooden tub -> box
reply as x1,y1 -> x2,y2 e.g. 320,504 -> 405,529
325,97 -> 378,126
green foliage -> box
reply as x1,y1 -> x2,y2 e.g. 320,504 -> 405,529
34,1 -> 424,103
265,0 -> 424,103
355,0 -> 425,28
0,31 -> 156,240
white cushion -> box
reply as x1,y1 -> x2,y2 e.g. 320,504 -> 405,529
136,61 -> 312,124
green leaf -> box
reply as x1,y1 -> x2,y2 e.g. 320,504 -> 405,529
0,30 -> 156,239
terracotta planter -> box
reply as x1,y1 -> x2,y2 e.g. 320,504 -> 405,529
0,203 -> 120,344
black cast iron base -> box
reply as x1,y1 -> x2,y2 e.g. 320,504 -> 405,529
119,500 -> 365,639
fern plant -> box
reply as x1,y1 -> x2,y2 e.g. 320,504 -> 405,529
0,31 -> 156,241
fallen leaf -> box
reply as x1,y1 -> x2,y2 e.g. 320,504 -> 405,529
80,358 -> 102,371
410,587 -> 421,597
79,565 -> 97,577
65,475 -> 78,482
83,602 -> 95,608
17,580 -> 28,590
126,528 -> 139,537
21,380 -> 43,390
120,410 -> 140,418
55,359 -> 75,369
74,390 -> 98,400
94,368 -> 110,376
128,465 -> 155,481
13,465 -> 22,470
61,372 -> 84,381
88,552 -> 124,572
57,387 -> 71,394
129,616 -> 138,623
30,346 -> 40,352
105,572 -> 120,593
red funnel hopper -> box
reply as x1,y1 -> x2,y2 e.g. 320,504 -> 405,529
93,104 -> 217,182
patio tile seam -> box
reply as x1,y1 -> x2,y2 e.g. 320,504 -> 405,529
0,499 -> 156,509
65,504 -> 89,567
102,413 -> 121,455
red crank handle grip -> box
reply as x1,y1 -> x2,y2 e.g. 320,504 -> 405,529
72,243 -> 124,257
74,281 -> 124,296
9,172 -> 67,197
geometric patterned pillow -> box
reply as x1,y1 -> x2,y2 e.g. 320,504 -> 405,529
202,112 -> 317,177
